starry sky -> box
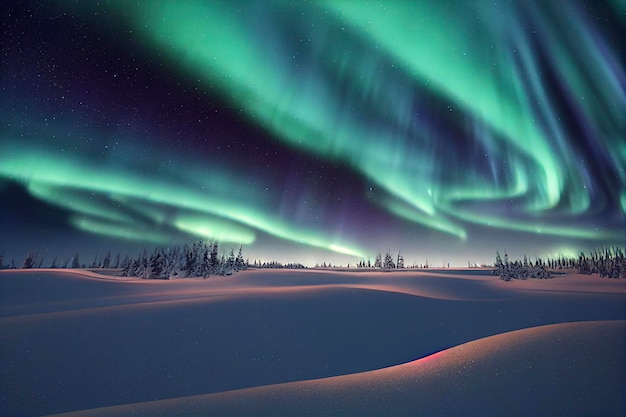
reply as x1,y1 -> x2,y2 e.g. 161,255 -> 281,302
1,0 -> 624,267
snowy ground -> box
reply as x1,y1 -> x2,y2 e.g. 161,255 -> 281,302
1,268 -> 625,416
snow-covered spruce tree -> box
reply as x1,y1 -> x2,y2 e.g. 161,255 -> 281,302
578,252 -> 591,274
159,246 -> 174,277
383,251 -> 395,269
168,245 -> 186,278
618,249 -> 626,278
494,251 -> 510,280
374,253 -> 382,268
397,252 -> 404,269
182,244 -> 195,277
533,264 -> 551,279
120,255 -> 130,270
502,252 -> 511,280
512,260 -> 524,279
188,242 -> 201,277
135,250 -> 148,277
193,243 -> 209,276
493,252 -> 503,276
235,246 -> 245,271
21,252 -> 34,269
89,254 -> 99,268
147,251 -> 165,279
122,258 -> 137,277
71,253 -> 80,269
521,255 -> 529,279
101,251 -> 111,268
227,249 -> 235,273
218,254 -> 227,275
196,242 -> 208,276
209,242 -> 219,274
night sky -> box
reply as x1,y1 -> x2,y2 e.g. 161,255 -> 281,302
1,0 -> 624,267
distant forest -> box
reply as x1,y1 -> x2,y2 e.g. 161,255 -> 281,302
494,247 -> 626,280
1,245 -> 625,280
0,241 -> 303,279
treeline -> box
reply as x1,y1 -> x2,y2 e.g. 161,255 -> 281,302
250,260 -> 306,269
122,241 -> 246,279
0,250 -> 111,270
355,251 -> 405,269
494,252 -> 551,281
576,247 -> 626,278
494,247 -> 626,281
354,251 -> 443,269
0,242 -> 250,279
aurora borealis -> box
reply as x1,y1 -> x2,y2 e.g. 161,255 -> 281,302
1,1 -> 624,266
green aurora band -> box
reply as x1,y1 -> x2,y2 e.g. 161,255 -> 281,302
0,145 -> 365,257
92,0 -> 624,241
1,0 -> 624,262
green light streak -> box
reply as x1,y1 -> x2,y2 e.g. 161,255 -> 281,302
450,208 -> 623,241
326,0 -> 563,210
28,182 -> 130,224
0,146 -> 365,257
541,247 -> 584,260
379,195 -> 466,240
174,214 -> 256,244
71,215 -> 174,245
106,0 -> 440,223
328,244 -> 364,258
435,163 -> 529,204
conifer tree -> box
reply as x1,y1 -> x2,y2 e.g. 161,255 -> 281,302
384,251 -> 395,269
21,252 -> 34,269
227,248 -> 236,273
102,251 -> 111,268
71,254 -> 80,269
120,255 -> 130,269
149,252 -> 164,279
200,246 -> 211,278
374,253 -> 382,268
235,246 -> 245,271
397,252 -> 404,269
209,242 -> 219,272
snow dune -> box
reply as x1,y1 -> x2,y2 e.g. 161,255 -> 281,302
50,320 -> 626,417
1,269 -> 625,416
